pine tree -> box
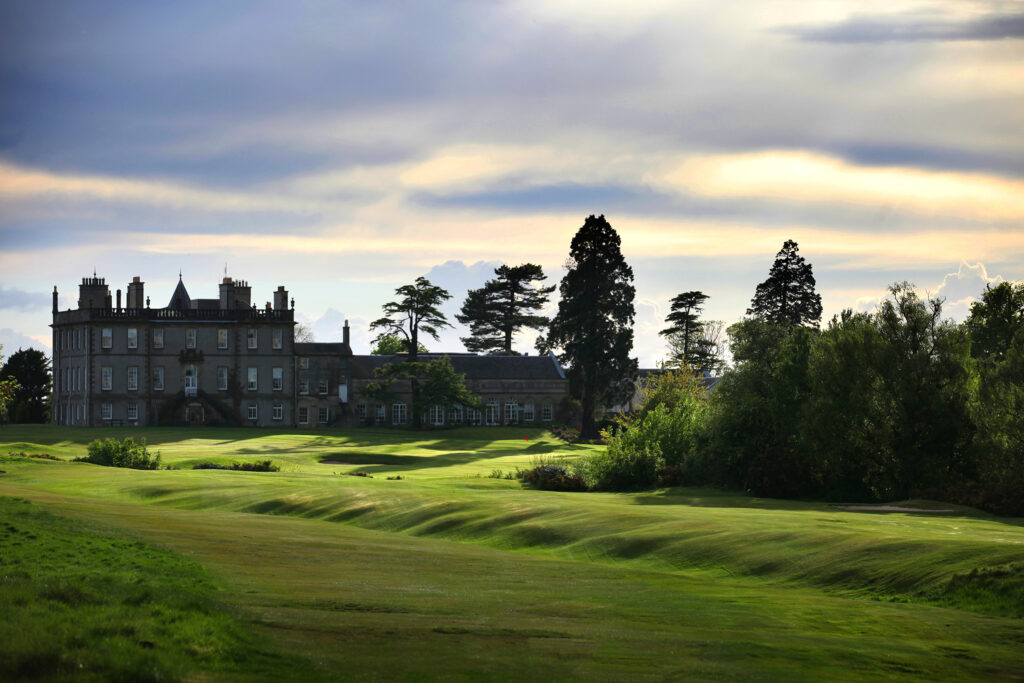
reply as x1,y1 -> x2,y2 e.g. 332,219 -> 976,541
747,240 -> 822,328
456,264 -> 554,354
547,215 -> 637,438
660,291 -> 709,367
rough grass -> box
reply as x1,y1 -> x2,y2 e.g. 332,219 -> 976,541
1,425 -> 1023,680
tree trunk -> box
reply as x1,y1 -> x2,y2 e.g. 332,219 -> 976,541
580,382 -> 597,440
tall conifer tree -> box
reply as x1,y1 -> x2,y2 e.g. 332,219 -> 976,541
660,291 -> 710,368
547,215 -> 637,438
457,264 -> 554,354
747,240 -> 822,329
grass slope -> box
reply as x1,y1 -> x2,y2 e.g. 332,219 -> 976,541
2,425 -> 1023,680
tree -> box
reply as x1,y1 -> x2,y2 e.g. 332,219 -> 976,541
294,322 -> 315,343
369,277 -> 452,428
660,291 -> 711,369
0,347 -> 51,423
747,240 -> 823,329
547,215 -> 637,439
0,345 -> 18,426
372,335 -> 427,355
457,263 -> 555,354
359,357 -> 479,428
965,281 -> 1024,361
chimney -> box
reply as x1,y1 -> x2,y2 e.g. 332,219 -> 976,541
127,276 -> 144,309
78,276 -> 109,310
52,286 -> 58,314
104,291 -> 112,309
116,288 -> 122,310
343,319 -> 350,346
274,285 -> 288,311
219,278 -> 234,310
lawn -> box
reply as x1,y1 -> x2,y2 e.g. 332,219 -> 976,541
1,425 -> 1022,681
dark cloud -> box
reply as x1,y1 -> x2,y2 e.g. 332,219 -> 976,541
0,285 -> 50,311
783,12 -> 1024,44
832,143 -> 1024,178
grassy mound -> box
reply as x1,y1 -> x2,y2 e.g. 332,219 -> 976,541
0,496 -> 300,680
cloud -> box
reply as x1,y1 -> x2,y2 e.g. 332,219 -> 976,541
0,328 -> 49,354
929,261 -> 1005,320
656,150 -> 1024,222
0,285 -> 49,311
783,11 -> 1024,44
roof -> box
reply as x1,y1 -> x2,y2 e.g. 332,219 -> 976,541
295,342 -> 353,356
166,276 -> 191,310
350,352 -> 567,381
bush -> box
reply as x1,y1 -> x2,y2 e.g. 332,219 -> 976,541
192,460 -> 279,472
522,464 -> 587,492
75,438 -> 160,470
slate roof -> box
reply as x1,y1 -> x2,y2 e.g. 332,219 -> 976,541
166,276 -> 191,310
349,352 -> 566,381
295,342 -> 353,356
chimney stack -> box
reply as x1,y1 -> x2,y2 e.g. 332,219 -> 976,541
274,285 -> 288,311
127,276 -> 144,309
343,319 -> 350,346
52,286 -> 58,314
116,288 -> 122,310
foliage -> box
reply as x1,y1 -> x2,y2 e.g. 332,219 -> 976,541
294,321 -> 315,342
0,345 -> 21,424
521,464 -> 587,491
360,356 -> 479,428
75,437 -> 161,470
369,276 -> 452,428
547,215 -> 637,439
457,263 -> 555,354
549,424 -> 580,443
372,334 -> 428,355
0,347 -> 51,424
747,239 -> 823,329
965,281 -> 1024,361
660,291 -> 723,372
192,460 -> 279,472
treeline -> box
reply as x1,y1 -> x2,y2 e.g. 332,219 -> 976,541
582,280 -> 1024,516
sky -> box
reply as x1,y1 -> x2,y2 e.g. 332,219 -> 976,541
1,0 -> 1022,367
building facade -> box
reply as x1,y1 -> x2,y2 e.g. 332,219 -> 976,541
51,273 -> 571,428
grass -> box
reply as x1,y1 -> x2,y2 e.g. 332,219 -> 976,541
1,424 -> 1023,680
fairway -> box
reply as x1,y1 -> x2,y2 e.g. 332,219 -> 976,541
2,425 -> 1023,681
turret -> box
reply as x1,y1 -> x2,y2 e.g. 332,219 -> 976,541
78,276 -> 109,309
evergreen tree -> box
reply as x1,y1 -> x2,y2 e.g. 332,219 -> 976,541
547,215 -> 637,439
369,277 -> 452,428
456,263 -> 554,354
0,347 -> 50,423
660,291 -> 710,368
747,240 -> 822,329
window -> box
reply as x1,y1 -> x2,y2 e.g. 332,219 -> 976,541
272,367 -> 283,391
153,328 -> 164,349
247,328 -> 257,349
375,404 -> 385,425
299,378 -> 309,395
429,405 -> 445,426
318,407 -> 329,424
467,407 -> 482,426
247,405 -> 257,421
127,366 -> 138,391
318,378 -> 328,394
217,366 -> 229,391
505,401 -> 519,425
186,328 -> 196,349
102,328 -> 112,349
272,403 -> 283,421
299,357 -> 309,369
542,404 -> 553,421
358,403 -> 367,421
448,404 -> 463,424
127,328 -> 138,349
247,367 -> 257,391
102,401 -> 112,420
218,328 -> 228,349
272,329 -> 283,350
127,402 -> 138,421
101,366 -> 112,391
524,403 -> 535,422
153,367 -> 164,391
299,406 -> 309,424
486,399 -> 499,426
392,403 -> 407,425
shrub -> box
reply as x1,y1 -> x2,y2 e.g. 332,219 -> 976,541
75,438 -> 160,470
193,460 -> 279,472
522,464 -> 587,492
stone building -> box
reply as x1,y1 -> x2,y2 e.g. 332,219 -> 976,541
51,273 -> 571,428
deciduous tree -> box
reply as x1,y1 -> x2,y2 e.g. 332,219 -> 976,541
0,347 -> 50,423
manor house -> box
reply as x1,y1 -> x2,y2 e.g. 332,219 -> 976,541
51,274 -> 570,428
